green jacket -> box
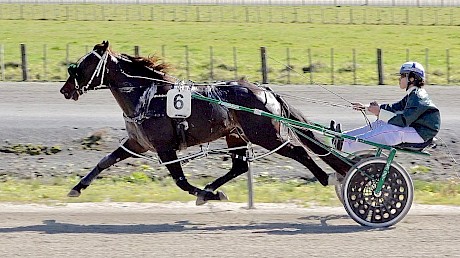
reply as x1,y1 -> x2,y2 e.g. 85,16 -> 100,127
380,88 -> 441,141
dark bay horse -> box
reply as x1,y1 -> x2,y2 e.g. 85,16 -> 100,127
60,41 -> 351,204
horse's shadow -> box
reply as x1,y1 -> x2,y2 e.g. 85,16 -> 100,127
0,215 -> 391,235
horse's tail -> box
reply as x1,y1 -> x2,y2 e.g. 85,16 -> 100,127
269,88 -> 351,176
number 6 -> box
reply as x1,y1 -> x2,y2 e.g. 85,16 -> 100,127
174,94 -> 184,110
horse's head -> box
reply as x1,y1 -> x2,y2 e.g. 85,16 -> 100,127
60,41 -> 111,100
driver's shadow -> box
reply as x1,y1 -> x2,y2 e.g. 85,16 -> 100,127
0,215 -> 389,235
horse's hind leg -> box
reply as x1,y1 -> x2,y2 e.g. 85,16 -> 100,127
68,138 -> 147,197
203,134 -> 248,192
157,150 -> 228,205
240,120 -> 330,186
274,141 -> 330,185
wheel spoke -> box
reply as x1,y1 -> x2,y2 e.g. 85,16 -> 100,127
343,158 -> 413,227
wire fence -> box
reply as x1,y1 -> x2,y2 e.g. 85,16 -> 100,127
1,4 -> 460,26
1,43 -> 458,85
1,3 -> 459,85
0,0 -> 459,7
0,4 -> 460,26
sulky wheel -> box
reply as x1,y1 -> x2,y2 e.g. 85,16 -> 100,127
334,150 -> 387,205
342,157 -> 413,227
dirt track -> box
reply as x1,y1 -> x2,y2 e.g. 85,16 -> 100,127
0,202 -> 460,257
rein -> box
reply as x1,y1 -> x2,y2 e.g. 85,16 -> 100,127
74,49 -> 179,94
266,54 -> 374,128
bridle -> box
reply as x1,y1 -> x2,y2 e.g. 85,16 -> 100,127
71,50 -> 110,94
70,48 -> 179,95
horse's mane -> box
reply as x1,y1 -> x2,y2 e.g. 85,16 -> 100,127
119,52 -> 170,74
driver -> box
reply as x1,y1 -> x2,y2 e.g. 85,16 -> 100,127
334,61 -> 441,153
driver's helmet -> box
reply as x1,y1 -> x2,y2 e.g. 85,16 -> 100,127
399,61 -> 425,81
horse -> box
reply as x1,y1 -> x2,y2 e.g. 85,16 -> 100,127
60,41 -> 351,205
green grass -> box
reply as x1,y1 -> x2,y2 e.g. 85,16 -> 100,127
1,4 -> 460,85
0,174 -> 459,206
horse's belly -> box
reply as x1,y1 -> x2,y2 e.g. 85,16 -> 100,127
186,104 -> 235,145
125,121 -> 157,151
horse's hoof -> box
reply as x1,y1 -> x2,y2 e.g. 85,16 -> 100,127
196,196 -> 207,206
217,190 -> 229,201
195,190 -> 229,206
67,189 -> 81,197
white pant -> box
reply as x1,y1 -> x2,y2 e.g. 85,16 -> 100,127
341,120 -> 424,153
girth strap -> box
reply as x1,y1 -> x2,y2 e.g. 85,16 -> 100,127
174,119 -> 189,150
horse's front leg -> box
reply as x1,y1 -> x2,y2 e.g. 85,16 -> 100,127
204,147 -> 248,192
68,138 -> 147,197
158,150 -> 228,205
197,135 -> 248,205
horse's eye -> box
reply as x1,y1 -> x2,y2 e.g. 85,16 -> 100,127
68,63 -> 79,78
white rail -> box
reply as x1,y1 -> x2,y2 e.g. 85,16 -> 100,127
0,0 -> 459,7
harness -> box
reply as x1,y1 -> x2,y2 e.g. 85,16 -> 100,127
67,47 -> 295,165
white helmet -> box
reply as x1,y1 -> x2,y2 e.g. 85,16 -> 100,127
399,61 -> 425,81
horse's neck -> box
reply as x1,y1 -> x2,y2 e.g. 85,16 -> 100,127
108,81 -> 155,118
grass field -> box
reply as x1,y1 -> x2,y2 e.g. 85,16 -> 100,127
0,174 -> 459,206
1,5 -> 460,85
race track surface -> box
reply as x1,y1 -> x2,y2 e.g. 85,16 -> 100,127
0,202 -> 460,257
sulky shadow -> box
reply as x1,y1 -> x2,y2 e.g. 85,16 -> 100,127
0,215 -> 391,235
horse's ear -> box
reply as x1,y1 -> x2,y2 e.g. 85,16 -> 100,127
100,40 -> 109,50
93,41 -> 110,54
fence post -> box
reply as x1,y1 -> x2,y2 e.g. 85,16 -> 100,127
245,6 -> 249,22
425,48 -> 429,84
392,8 -> 395,24
435,9 -> 438,25
260,46 -> 268,84
352,48 -> 356,85
349,9 -> 353,24
446,48 -> 450,84
20,43 -> 28,81
185,45 -> 190,81
293,7 -> 297,23
66,43 -> 70,79
377,48 -> 384,85
335,8 -> 339,24
307,48 -> 313,84
331,48 -> 334,85
321,8 -> 325,23
20,5 -> 24,20
134,46 -> 140,57
286,47 -> 291,84
268,8 -> 272,23
406,8 -> 409,25
209,46 -> 214,81
233,46 -> 238,80
43,44 -> 47,81
363,8 -> 367,24
420,9 -> 424,25
0,44 -> 4,81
